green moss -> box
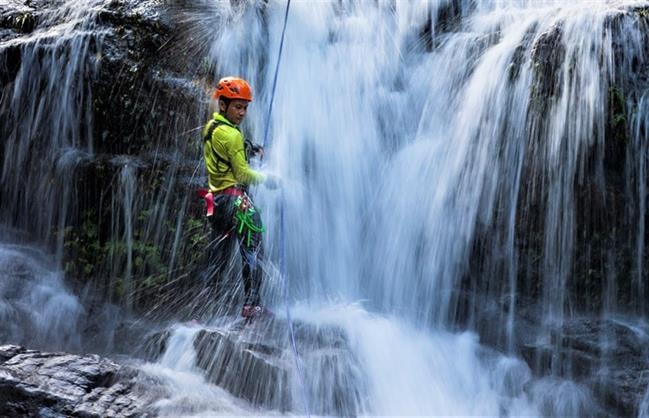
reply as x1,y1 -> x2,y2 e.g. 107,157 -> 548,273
608,85 -> 627,130
63,206 -> 210,305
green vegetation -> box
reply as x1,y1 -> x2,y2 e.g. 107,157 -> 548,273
63,204 -> 209,305
608,85 -> 627,130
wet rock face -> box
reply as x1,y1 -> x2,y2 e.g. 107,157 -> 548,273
91,0 -> 204,156
1,0 -> 209,311
0,0 -> 198,154
0,344 -> 157,418
1,0 -> 203,154
193,327 -> 292,411
520,318 -> 649,417
0,1 -> 36,42
144,318 -> 365,416
564,319 -> 649,418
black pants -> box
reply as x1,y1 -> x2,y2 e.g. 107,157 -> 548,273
209,191 -> 263,306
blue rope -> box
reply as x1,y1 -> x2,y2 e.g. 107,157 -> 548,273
261,0 -> 291,150
281,189 -> 311,417
261,1 -> 311,416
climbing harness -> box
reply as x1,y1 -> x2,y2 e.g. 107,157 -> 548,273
260,1 -> 311,417
197,189 -> 214,216
203,119 -> 234,174
197,185 -> 265,255
196,186 -> 244,217
199,115 -> 262,219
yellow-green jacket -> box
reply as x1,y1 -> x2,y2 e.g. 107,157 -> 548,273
203,113 -> 265,192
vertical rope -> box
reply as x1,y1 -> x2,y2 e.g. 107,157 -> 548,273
281,189 -> 311,417
261,1 -> 311,416
261,0 -> 292,150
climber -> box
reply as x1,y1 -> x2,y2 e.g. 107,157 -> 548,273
200,76 -> 278,319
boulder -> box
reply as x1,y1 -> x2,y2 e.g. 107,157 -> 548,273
0,344 -> 159,418
142,317 -> 365,416
520,318 -> 649,417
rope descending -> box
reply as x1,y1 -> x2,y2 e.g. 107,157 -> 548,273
260,1 -> 311,416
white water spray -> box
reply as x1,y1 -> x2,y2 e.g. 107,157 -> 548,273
194,0 -> 649,414
0,0 -> 105,252
141,324 -> 262,417
0,242 -> 83,351
1,0 -> 648,415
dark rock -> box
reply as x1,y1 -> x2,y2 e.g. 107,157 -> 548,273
520,318 -> 649,417
88,0 -> 204,156
194,326 -> 291,411
0,344 -> 25,363
0,344 -> 159,418
508,23 -> 539,82
0,0 -> 208,311
138,328 -> 171,362
0,2 -> 37,35
434,0 -> 467,36
140,317 -> 365,416
530,22 -> 565,112
572,319 -> 649,417
0,44 -> 22,85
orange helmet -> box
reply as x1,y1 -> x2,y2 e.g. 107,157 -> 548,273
213,76 -> 253,101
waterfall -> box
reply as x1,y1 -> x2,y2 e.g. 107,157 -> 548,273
208,0 -> 647,320
292,303 -> 539,416
109,156 -> 141,310
193,0 -> 649,413
630,93 -> 649,315
2,0 -> 649,415
0,243 -> 83,351
0,0 -> 104,252
139,324 -> 260,417
0,0 -> 206,309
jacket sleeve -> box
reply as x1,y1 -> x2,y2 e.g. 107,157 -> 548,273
223,130 -> 266,185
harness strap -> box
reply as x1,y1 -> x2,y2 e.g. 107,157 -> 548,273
197,189 -> 214,217
204,119 -> 233,170
218,187 -> 245,197
197,187 -> 246,217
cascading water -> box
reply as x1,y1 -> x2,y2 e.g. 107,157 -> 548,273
0,0 -> 104,251
192,0 -> 649,414
629,92 -> 649,315
139,325 -> 259,416
0,0 -> 205,312
0,242 -> 83,351
2,0 -> 649,416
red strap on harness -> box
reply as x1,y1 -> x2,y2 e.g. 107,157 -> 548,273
197,189 -> 214,217
218,187 -> 245,197
197,187 -> 245,217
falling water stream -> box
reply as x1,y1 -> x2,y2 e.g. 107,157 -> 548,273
0,242 -> 83,351
2,0 -> 649,416
179,0 -> 648,415
0,0 -> 103,249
